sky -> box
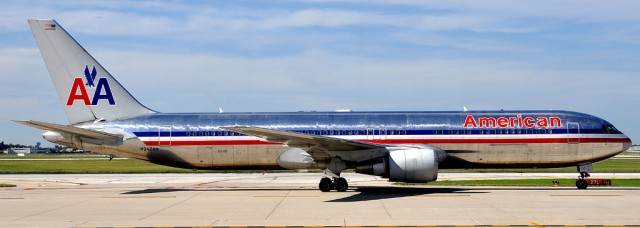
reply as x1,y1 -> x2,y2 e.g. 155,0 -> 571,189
0,0 -> 638,146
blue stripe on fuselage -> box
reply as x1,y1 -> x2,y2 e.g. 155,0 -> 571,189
101,110 -> 619,138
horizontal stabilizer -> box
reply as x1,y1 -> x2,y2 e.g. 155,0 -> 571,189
14,120 -> 121,140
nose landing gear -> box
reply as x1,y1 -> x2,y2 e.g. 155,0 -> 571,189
576,163 -> 592,190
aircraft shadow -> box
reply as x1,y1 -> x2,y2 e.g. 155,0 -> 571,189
326,186 -> 487,202
120,185 -> 629,201
120,186 -> 485,202
121,187 -> 316,194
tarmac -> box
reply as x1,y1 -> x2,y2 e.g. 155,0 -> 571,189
1,173 -> 639,227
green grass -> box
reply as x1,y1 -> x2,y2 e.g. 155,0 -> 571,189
440,158 -> 640,173
0,154 -> 109,159
0,183 -> 17,187
397,179 -> 640,187
0,159 -> 195,173
0,157 -> 295,173
0,154 -> 638,174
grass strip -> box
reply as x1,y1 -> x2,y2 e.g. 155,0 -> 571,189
0,159 -> 193,173
440,158 -> 640,173
0,154 -> 109,159
0,154 -> 638,174
397,178 -> 640,187
0,183 -> 17,187
0,159 -> 293,173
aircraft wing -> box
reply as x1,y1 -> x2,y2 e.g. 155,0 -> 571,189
14,120 -> 122,140
223,126 -> 384,152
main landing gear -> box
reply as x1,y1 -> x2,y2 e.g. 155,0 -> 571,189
576,163 -> 592,190
319,177 -> 348,192
318,157 -> 349,192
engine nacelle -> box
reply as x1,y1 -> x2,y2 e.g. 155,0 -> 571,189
356,147 -> 443,183
389,148 -> 440,182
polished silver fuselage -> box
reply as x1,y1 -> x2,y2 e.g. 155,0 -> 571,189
46,110 -> 631,170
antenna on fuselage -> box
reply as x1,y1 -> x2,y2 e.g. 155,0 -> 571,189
218,107 -> 224,113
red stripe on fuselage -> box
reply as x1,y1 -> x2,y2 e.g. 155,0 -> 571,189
142,140 -> 282,146
362,137 -> 631,144
140,137 -> 630,146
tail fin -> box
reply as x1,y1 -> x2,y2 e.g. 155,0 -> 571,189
28,19 -> 154,124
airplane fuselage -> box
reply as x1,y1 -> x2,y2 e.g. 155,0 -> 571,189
47,110 -> 631,170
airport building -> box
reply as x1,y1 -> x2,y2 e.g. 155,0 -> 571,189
2,147 -> 50,154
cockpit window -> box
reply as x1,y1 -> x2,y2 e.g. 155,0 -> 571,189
602,125 -> 619,134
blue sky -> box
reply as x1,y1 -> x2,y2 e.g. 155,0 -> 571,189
1,0 -> 638,146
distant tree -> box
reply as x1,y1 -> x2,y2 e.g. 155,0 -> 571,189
3,143 -> 27,148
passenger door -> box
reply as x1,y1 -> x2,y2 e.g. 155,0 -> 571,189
567,122 -> 580,144
158,125 -> 172,147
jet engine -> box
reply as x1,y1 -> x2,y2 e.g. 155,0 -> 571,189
356,146 -> 445,183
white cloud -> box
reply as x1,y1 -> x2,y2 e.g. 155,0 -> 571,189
392,32 -> 534,52
366,0 -> 640,22
2,0 -> 639,145
89,48 -> 639,112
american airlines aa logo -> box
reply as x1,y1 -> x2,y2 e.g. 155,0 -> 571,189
66,65 -> 115,106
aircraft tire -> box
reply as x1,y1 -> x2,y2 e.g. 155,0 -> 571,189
576,179 -> 588,189
319,177 -> 333,192
335,178 -> 348,192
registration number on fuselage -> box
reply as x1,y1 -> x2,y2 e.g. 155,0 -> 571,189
140,147 -> 159,152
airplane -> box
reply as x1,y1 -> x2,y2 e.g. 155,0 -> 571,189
18,19 -> 632,191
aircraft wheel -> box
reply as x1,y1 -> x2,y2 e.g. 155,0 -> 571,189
335,178 -> 348,192
319,177 -> 333,192
576,179 -> 588,189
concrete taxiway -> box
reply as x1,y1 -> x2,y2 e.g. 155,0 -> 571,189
1,173 -> 639,227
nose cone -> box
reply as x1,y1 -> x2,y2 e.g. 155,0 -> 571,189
622,134 -> 632,151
